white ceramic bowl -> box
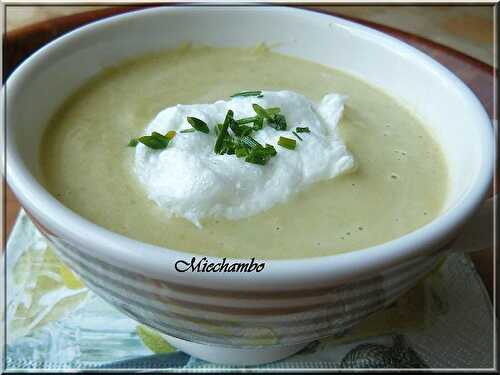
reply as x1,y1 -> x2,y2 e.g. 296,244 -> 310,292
5,6 -> 494,365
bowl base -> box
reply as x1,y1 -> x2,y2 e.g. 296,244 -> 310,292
164,335 -> 309,366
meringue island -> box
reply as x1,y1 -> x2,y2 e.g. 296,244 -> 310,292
40,45 -> 448,259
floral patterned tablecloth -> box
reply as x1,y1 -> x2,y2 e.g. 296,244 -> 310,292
4,211 -> 494,371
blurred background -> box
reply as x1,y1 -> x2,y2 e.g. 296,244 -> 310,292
5,5 -> 495,65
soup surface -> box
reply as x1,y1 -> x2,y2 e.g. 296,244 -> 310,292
40,45 -> 448,259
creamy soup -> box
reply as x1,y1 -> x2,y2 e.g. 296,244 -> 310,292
40,45 -> 448,259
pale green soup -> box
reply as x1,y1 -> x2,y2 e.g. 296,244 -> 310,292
40,45 -> 448,259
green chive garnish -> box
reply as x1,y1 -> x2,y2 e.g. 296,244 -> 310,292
235,147 -> 249,158
187,117 -> 210,134
270,113 -> 287,131
223,137 -> 237,155
152,131 -> 169,142
278,136 -> 296,150
240,135 -> 261,150
137,133 -> 170,149
245,153 -> 267,165
231,90 -> 263,98
214,110 -> 233,154
214,123 -> 223,136
253,116 -> 264,130
266,107 -> 281,116
131,97 -> 300,163
265,144 -> 277,156
252,104 -> 286,130
236,116 -> 259,125
245,145 -> 276,165
128,138 -> 138,147
239,126 -> 253,137
292,131 -> 303,141
229,117 -> 239,134
252,103 -> 273,120
229,117 -> 253,137
295,127 -> 310,133
129,131 -> 172,149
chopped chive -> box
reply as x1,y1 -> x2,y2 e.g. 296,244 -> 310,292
214,123 -> 224,136
265,144 -> 277,156
245,145 -> 276,165
292,131 -> 303,141
231,90 -> 263,98
180,128 -> 196,133
229,117 -> 252,137
152,132 -> 170,146
187,117 -> 210,134
270,113 -> 287,130
214,110 -> 233,154
245,153 -> 267,165
253,116 -> 264,130
266,107 -> 281,116
239,126 -> 253,137
235,147 -> 249,158
245,150 -> 267,165
223,138 -> 237,155
151,131 -> 166,139
128,138 -> 138,147
229,117 -> 239,135
165,130 -> 176,140
137,135 -> 169,149
252,103 -> 273,120
295,127 -> 310,133
252,104 -> 286,130
278,136 -> 296,150
240,135 -> 261,150
236,116 -> 259,125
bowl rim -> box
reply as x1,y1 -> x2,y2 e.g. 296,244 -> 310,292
5,5 -> 494,291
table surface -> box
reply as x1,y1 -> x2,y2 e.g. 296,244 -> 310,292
5,5 -> 495,65
3,6 -> 496,302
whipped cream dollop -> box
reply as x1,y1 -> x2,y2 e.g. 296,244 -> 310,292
134,91 -> 355,227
